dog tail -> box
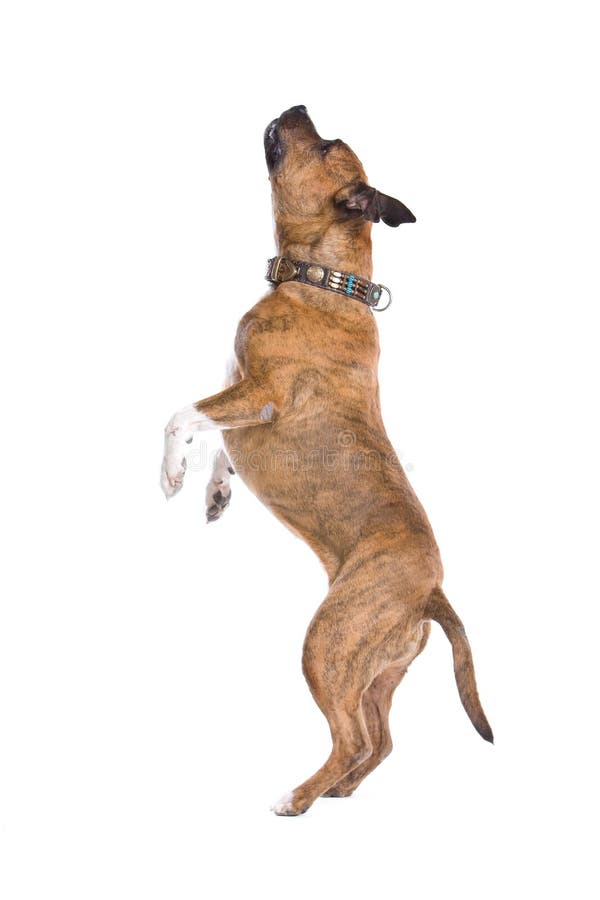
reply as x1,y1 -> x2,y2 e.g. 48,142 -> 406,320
424,587 -> 494,743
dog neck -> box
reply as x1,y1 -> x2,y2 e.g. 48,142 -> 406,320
275,220 -> 373,281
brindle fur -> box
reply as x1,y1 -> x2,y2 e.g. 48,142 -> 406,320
162,106 -> 492,816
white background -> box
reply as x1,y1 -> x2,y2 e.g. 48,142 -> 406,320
1,1 -> 598,897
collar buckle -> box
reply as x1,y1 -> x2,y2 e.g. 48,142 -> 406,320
271,257 -> 298,282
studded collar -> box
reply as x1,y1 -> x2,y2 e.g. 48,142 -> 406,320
265,256 -> 392,311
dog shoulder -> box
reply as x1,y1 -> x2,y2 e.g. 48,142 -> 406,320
234,294 -> 300,358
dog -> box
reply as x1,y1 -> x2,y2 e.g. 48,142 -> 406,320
161,105 -> 493,816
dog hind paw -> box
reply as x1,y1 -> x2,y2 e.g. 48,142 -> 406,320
271,791 -> 309,817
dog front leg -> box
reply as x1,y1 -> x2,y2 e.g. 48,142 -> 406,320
160,379 -> 276,499
205,448 -> 235,523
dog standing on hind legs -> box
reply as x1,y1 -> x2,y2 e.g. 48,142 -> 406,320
160,105 -> 493,816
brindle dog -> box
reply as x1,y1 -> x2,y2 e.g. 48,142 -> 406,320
161,105 -> 493,816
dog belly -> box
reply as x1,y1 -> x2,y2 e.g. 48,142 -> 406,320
223,418 -> 438,575
224,418 -> 389,512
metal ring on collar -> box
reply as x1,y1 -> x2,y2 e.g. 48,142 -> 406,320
372,284 -> 392,312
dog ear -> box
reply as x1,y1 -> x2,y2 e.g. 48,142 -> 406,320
335,181 -> 416,227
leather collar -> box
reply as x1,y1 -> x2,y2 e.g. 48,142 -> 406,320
265,256 -> 392,311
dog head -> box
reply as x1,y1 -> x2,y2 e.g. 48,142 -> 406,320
264,106 -> 415,248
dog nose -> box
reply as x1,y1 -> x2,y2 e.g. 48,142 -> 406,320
278,105 -> 311,130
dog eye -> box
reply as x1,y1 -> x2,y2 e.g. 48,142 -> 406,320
319,140 -> 341,156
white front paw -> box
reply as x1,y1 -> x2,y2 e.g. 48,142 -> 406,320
160,404 -> 212,500
161,454 -> 186,499
160,411 -> 190,499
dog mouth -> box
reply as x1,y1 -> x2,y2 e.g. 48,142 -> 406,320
264,118 -> 282,173
264,105 -> 314,174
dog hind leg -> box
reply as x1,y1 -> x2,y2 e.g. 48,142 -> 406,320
324,622 -> 431,797
272,704 -> 372,816
272,593 -> 379,815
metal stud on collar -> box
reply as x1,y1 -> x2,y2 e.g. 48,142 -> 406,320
371,284 -> 392,312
